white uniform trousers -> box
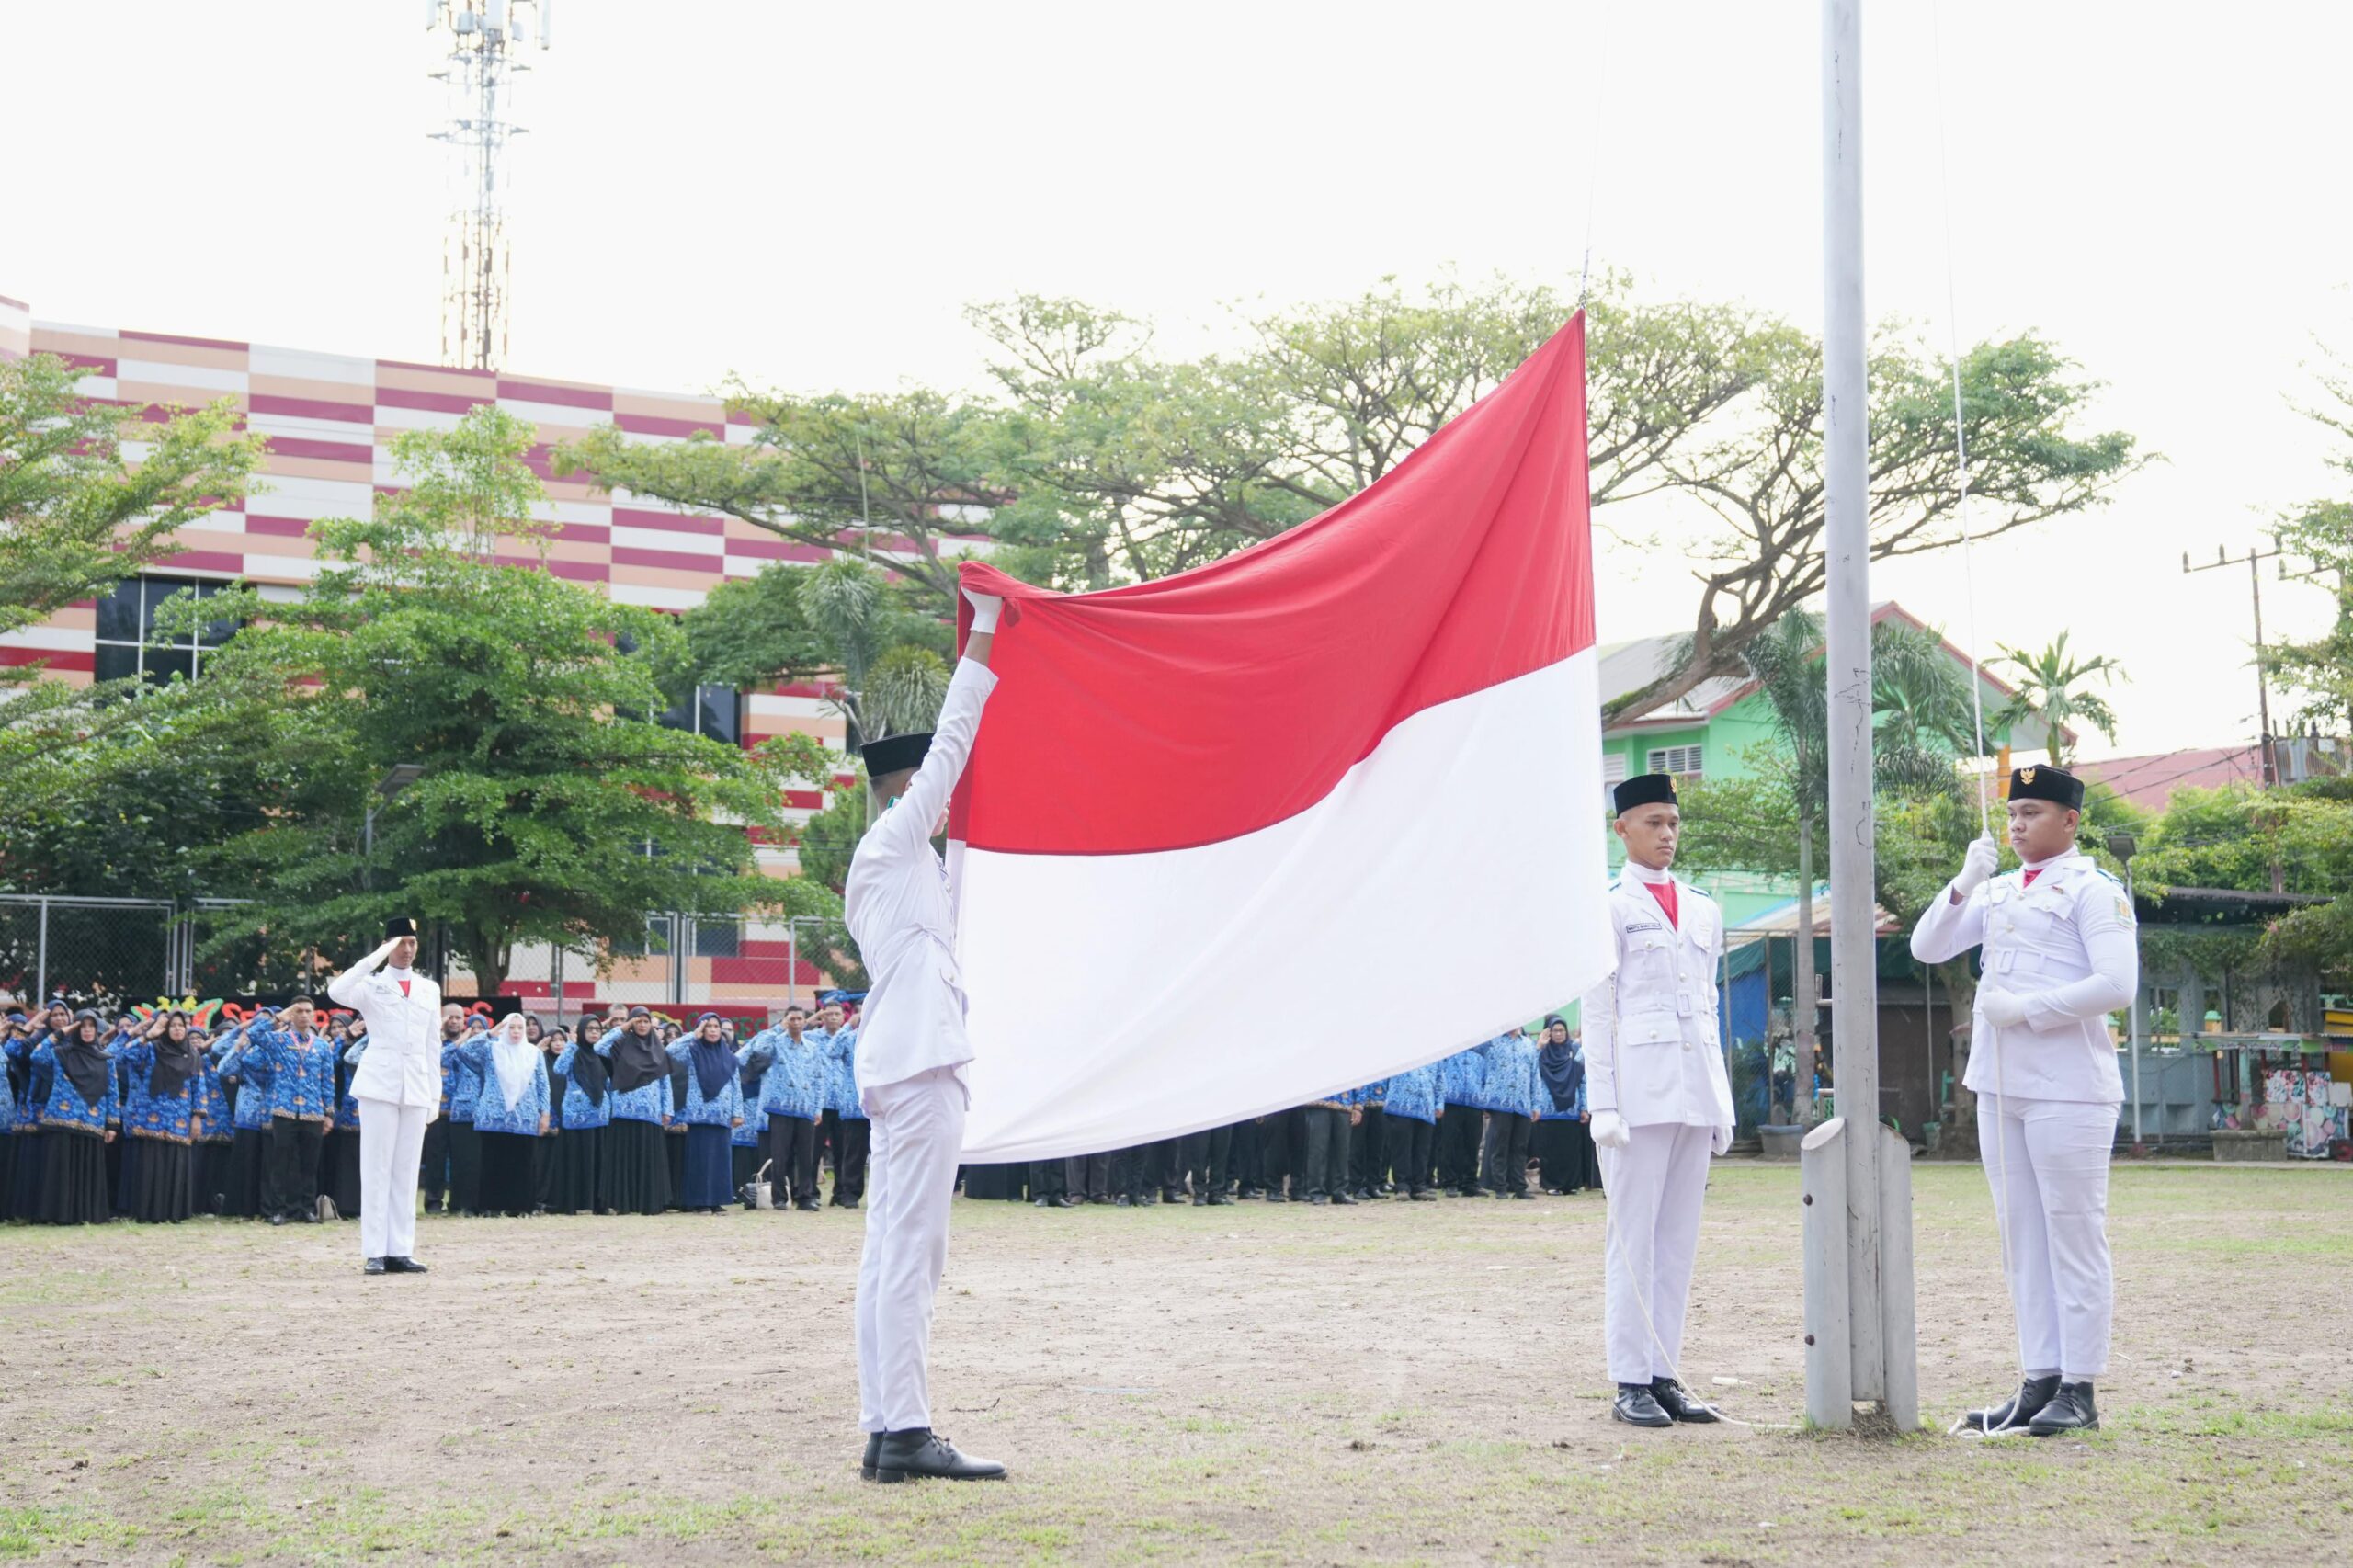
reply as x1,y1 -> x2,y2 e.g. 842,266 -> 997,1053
357,1098 -> 431,1262
1597,1121 -> 1713,1385
855,1066 -> 968,1434
1978,1092 -> 2115,1380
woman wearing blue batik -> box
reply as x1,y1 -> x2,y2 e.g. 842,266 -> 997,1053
117,1010 -> 203,1222
594,1006 -> 675,1215
1532,1017 -> 1597,1196
732,1030 -> 767,1195
216,1008 -> 279,1220
24,1009 -> 119,1224
317,1012 -> 366,1221
1436,1043 -> 1490,1198
825,1007 -> 870,1209
454,1013 -> 550,1216
666,1012 -> 745,1213
551,1023 -> 610,1214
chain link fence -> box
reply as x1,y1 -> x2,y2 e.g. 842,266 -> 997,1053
0,894 -> 194,1014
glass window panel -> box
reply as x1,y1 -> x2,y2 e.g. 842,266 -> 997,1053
141,647 -> 196,687
694,920 -> 741,959
95,580 -> 143,643
93,642 -> 141,684
697,686 -> 741,745
143,582 -> 198,641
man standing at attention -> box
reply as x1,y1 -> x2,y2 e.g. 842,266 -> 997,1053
1583,774 -> 1733,1429
329,918 -> 445,1277
847,585 -> 1006,1484
1911,766 -> 2132,1437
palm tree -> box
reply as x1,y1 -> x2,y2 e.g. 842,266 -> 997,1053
1991,633 -> 2124,767
1740,610 -> 1980,1123
793,557 -> 951,746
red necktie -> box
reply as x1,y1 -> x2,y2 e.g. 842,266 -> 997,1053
2022,869 -> 2041,888
1644,880 -> 1679,929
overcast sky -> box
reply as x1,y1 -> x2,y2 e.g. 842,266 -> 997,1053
5,1 -> 2344,757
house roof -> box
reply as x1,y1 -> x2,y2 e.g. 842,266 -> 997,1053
2073,744 -> 2266,812
1599,599 -> 2065,750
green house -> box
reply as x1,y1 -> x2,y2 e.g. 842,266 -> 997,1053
1593,602 -> 2055,926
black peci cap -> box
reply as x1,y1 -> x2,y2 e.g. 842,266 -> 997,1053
2007,765 -> 2084,810
384,916 -> 419,939
1612,773 -> 1679,815
860,731 -> 932,780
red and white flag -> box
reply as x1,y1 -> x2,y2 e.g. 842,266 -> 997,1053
949,314 -> 1611,1160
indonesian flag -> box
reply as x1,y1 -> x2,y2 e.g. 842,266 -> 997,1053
949,314 -> 1610,1161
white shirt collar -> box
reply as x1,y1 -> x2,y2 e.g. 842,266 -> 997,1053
1623,858 -> 1675,886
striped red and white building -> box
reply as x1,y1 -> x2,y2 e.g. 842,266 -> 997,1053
2,289 -> 980,1014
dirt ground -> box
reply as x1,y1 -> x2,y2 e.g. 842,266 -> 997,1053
3,1158 -> 2348,1565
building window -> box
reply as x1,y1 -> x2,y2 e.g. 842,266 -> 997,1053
658,684 -> 742,746
1602,750 -> 1627,807
1646,744 -> 1705,779
692,919 -> 741,960
92,575 -> 235,687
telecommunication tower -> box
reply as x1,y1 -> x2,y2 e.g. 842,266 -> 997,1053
425,0 -> 554,370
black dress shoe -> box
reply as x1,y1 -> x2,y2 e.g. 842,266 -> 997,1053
1309,1194 -> 1329,1205
1962,1374 -> 2060,1434
269,1213 -> 287,1227
1612,1384 -> 1674,1428
1207,1193 -> 1233,1206
1033,1197 -> 1051,1208
1650,1379 -> 1720,1423
363,1256 -> 387,1276
1331,1193 -> 1358,1205
861,1432 -> 881,1481
797,1200 -> 821,1212
2028,1381 -> 2098,1436
873,1428 -> 1006,1483
1113,1195 -> 1132,1207
384,1256 -> 428,1274
1409,1189 -> 1437,1201
1511,1190 -> 1538,1200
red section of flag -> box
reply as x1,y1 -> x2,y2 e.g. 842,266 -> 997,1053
952,314 -> 1594,857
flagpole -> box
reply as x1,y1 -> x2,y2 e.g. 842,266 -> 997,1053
1814,0 -> 1918,1432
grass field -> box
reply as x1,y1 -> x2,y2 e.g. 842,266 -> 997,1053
3,1159 -> 2348,1565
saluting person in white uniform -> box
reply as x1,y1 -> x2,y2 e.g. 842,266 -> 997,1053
845,585 -> 1007,1485
1912,764 -> 2134,1436
1581,774 -> 1734,1429
326,917 -> 444,1278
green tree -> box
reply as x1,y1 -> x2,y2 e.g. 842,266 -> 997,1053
191,406 -> 832,994
2135,778 -> 2353,972
1991,632 -> 2125,766
2268,341 -> 2353,729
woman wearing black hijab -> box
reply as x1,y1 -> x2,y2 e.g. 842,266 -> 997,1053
593,1006 -> 675,1215
1532,1017 -> 1597,1196
26,1010 -> 119,1224
550,1024 -> 608,1214
118,1010 -> 202,1222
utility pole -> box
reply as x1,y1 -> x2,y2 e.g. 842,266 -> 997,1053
2184,542 -> 2284,789
1802,0 -> 1918,1434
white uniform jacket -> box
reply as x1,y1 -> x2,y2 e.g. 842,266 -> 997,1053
327,960 -> 445,1115
1910,849 -> 2134,1106
1580,869 -> 1734,1129
847,656 -> 998,1101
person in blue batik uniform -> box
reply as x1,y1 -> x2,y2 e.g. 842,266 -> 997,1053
1480,1028 -> 1544,1199
824,1004 -> 870,1209
728,1025 -> 765,1194
23,1009 -> 119,1225
240,996 -> 341,1225
665,1013 -> 745,1213
117,1010 -> 203,1223
442,1004 -> 486,1217
317,1012 -> 365,1221
3,1006 -> 66,1220
550,1020 -> 610,1214
595,1006 -> 675,1215
740,1006 -> 829,1211
189,1026 -> 233,1215
453,1013 -> 551,1216
1436,1043 -> 1489,1198
216,1009 -> 278,1220
1381,1058 -> 1445,1200
1532,1017 -> 1596,1196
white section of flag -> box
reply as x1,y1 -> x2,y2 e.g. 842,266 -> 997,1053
953,647 -> 1612,1162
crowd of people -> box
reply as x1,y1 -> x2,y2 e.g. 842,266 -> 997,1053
0,991 -> 1601,1226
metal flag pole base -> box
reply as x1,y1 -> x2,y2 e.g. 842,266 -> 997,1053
1802,1117 -> 1920,1433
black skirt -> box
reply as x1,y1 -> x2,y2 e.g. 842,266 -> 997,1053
603,1119 -> 670,1215
124,1135 -> 194,1223
679,1124 -> 733,1210
324,1129 -> 364,1219
32,1128 -> 111,1225
552,1124 -> 604,1214
224,1127 -> 269,1219
962,1162 -> 1017,1201
664,1129 -> 688,1210
475,1130 -> 537,1216
194,1140 -> 232,1215
1534,1116 -> 1598,1193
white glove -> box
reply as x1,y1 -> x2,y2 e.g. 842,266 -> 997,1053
1591,1109 -> 1631,1149
1953,835 -> 1999,897
1978,986 -> 2028,1028
963,588 -> 1003,635
1710,1122 -> 1733,1156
